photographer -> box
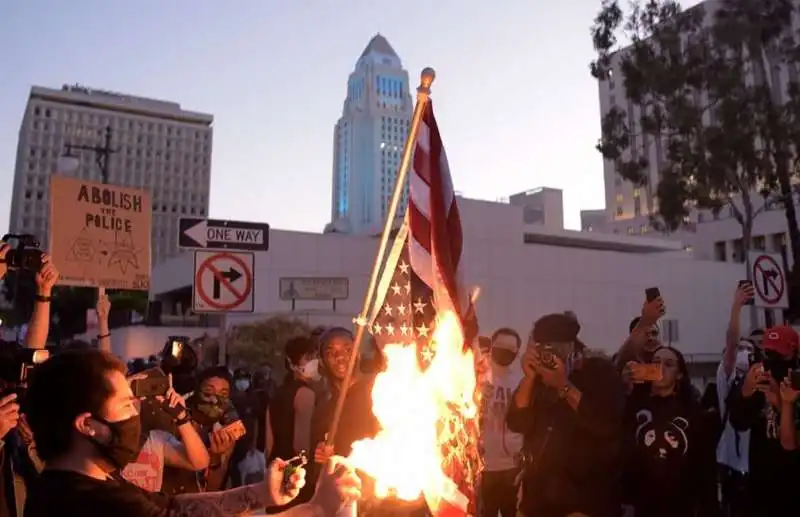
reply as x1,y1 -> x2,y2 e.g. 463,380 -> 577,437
727,326 -> 800,517
0,240 -> 59,351
506,314 -> 624,517
23,349 -> 362,517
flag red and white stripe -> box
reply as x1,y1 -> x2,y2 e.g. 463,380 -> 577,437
408,100 -> 479,517
408,101 -> 478,343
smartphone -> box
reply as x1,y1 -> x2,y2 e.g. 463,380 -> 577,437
131,376 -> 170,398
630,363 -> 663,382
738,280 -> 755,305
221,420 -> 247,441
645,287 -> 661,302
791,371 -> 800,391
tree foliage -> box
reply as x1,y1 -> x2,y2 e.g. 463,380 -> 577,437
590,0 -> 800,255
203,316 -> 312,373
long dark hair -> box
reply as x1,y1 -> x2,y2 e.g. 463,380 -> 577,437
652,345 -> 695,405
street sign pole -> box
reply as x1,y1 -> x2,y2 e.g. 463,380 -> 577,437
218,312 -> 227,366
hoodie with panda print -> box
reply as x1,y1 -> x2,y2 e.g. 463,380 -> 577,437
621,386 -> 718,517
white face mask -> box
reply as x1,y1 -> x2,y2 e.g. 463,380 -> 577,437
294,359 -> 321,381
735,348 -> 752,373
234,379 -> 250,392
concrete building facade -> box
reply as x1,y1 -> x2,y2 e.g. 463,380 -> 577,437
9,84 -> 214,264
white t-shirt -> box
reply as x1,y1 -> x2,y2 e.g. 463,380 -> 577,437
715,362 -> 750,473
480,363 -> 524,472
121,430 -> 181,492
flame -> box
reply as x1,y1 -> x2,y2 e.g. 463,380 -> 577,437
348,311 -> 480,511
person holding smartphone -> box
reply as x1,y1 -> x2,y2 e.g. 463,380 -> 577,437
621,346 -> 719,517
728,326 -> 800,517
506,313 -> 625,517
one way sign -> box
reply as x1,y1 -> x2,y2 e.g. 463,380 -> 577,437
179,217 -> 270,252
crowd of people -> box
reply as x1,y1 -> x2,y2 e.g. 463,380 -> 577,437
0,243 -> 799,517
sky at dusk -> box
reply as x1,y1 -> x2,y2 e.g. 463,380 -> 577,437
0,0 -> 702,235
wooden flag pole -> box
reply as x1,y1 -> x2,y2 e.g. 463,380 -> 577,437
326,68 -> 436,448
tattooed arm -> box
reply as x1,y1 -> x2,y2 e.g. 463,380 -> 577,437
170,483 -> 324,517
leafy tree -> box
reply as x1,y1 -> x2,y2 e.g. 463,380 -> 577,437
203,316 -> 311,372
591,0 -> 800,284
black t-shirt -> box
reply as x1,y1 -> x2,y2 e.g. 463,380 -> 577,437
24,469 -> 176,517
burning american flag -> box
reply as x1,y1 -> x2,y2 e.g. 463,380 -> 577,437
353,100 -> 480,517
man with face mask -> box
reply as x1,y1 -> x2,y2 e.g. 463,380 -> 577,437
728,325 -> 800,517
22,349 -> 363,517
716,282 -> 757,517
507,313 -> 625,517
479,328 -> 524,517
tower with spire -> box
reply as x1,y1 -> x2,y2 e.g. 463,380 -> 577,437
328,34 -> 412,235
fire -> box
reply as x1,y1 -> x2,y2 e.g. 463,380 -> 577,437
348,311 -> 480,511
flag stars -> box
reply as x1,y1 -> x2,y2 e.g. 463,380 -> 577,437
391,283 -> 402,295
373,323 -> 383,335
397,303 -> 407,316
400,323 -> 410,336
413,298 -> 427,314
385,323 -> 395,335
403,282 -> 411,294
383,305 -> 393,316
416,323 -> 430,337
399,261 -> 410,275
421,347 -> 435,362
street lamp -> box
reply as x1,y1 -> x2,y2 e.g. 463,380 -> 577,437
57,126 -> 116,184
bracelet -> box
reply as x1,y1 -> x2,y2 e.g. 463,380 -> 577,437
97,333 -> 111,340
35,294 -> 51,303
174,413 -> 192,427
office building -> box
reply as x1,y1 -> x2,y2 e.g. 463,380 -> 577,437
593,0 -> 798,263
329,34 -> 413,235
9,84 -> 213,264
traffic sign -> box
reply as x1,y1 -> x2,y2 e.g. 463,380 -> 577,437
193,251 -> 255,313
179,218 -> 269,251
279,277 -> 349,300
749,252 -> 788,308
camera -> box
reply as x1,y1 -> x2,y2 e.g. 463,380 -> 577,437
0,346 -> 51,399
1,234 -> 44,273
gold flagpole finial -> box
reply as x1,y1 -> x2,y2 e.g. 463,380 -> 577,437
419,68 -> 436,95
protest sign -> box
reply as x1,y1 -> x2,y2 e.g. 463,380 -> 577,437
49,175 -> 151,290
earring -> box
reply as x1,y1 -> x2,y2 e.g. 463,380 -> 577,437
88,429 -> 96,437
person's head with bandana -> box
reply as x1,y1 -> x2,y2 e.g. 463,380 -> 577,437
189,366 -> 237,426
319,327 -> 356,389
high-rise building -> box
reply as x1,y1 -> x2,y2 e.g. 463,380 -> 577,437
9,84 -> 213,264
329,34 -> 413,235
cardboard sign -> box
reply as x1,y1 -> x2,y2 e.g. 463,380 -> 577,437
49,175 -> 151,290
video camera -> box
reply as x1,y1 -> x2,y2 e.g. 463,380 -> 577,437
0,346 -> 51,399
1,234 -> 44,273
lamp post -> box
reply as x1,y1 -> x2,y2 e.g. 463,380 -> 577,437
57,126 -> 116,184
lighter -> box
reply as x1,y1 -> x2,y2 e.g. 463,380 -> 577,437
282,450 -> 309,492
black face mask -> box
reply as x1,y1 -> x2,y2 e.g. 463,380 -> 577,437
193,394 -> 229,424
491,348 -> 516,367
91,415 -> 143,470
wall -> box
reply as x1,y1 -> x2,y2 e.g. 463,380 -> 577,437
153,200 -> 751,358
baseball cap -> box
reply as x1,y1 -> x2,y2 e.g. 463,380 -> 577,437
762,325 -> 799,357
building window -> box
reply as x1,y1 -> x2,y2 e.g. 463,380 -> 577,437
634,197 -> 641,216
753,235 -> 766,251
615,193 -> 623,204
616,206 -> 624,217
633,188 -> 640,198
627,226 -> 634,235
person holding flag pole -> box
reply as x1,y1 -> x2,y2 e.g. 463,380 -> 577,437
325,66 -> 480,517
324,66 -> 437,453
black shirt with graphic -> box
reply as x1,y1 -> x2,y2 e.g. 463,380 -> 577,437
24,469 -> 175,517
729,385 -> 800,517
622,386 -> 718,517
